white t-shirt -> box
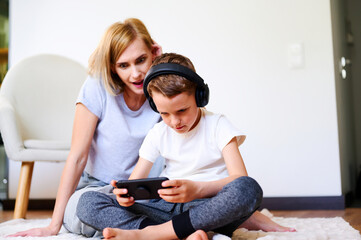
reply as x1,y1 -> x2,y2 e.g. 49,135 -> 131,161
139,108 -> 245,181
77,76 -> 161,183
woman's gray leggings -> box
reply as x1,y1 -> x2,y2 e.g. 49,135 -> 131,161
75,176 -> 263,238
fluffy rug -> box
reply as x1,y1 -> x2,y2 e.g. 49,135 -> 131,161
0,209 -> 360,240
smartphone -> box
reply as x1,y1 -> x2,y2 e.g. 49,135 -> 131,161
116,177 -> 169,200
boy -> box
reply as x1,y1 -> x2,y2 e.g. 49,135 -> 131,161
77,53 -> 291,239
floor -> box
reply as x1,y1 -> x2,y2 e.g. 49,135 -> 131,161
1,208 -> 361,233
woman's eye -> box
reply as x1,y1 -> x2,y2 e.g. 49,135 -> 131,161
118,63 -> 128,69
137,57 -> 146,64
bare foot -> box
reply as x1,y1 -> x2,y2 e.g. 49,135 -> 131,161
103,227 -> 143,240
103,227 -> 208,240
185,230 -> 208,240
239,211 -> 296,232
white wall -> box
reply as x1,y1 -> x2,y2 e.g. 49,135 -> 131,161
8,0 -> 341,198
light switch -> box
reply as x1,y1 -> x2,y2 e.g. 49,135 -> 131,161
288,43 -> 304,69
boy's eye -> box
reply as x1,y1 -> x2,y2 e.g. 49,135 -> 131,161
178,109 -> 187,113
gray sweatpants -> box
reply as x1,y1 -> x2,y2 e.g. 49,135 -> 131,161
75,176 -> 263,238
63,172 -> 110,237
63,158 -> 165,237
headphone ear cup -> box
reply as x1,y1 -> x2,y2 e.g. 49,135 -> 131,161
148,98 -> 158,112
195,84 -> 210,107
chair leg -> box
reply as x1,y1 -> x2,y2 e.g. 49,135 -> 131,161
13,161 -> 34,219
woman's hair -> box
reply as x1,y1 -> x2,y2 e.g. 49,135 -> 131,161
147,53 -> 197,98
88,18 -> 154,95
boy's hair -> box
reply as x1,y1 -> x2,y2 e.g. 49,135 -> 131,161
147,53 -> 198,98
88,18 -> 154,95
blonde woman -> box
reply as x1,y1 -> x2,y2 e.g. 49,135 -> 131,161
9,18 -> 162,237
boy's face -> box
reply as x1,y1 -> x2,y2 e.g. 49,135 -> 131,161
152,91 -> 201,134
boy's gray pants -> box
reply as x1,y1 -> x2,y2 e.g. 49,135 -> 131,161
67,176 -> 263,238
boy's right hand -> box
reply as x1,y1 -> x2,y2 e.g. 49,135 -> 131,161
111,180 -> 135,207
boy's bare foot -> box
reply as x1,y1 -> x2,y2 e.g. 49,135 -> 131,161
103,227 -> 143,240
185,230 -> 208,240
103,227 -> 208,240
239,211 -> 296,232
103,227 -> 209,240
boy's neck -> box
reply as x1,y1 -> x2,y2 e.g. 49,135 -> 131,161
188,108 -> 202,132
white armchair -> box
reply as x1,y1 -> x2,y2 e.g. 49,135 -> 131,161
0,54 -> 87,218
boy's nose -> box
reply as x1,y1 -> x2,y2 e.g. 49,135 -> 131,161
171,116 -> 181,127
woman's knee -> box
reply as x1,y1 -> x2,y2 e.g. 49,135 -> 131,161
63,188 -> 89,233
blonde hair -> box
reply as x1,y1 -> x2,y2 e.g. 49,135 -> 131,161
88,18 -> 154,95
147,53 -> 197,98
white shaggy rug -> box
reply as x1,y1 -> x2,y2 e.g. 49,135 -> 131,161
0,209 -> 360,240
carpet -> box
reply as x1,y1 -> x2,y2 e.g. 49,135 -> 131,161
0,209 -> 360,240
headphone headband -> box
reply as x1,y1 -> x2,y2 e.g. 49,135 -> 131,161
144,63 -> 205,98
143,63 -> 210,112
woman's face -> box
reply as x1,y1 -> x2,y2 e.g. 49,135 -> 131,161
114,37 -> 155,96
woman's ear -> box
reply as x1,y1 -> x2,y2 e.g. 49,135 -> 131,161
151,41 -> 162,60
110,64 -> 115,73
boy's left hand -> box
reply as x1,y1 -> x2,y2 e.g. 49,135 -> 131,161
158,179 -> 200,203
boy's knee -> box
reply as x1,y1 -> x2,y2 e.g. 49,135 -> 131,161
230,176 -> 263,210
238,176 -> 263,196
76,191 -> 107,222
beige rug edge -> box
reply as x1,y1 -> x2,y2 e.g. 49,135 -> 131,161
0,209 -> 360,240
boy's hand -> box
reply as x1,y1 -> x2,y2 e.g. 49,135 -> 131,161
111,180 -> 135,207
158,179 -> 200,203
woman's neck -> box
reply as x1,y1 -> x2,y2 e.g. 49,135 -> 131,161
123,90 -> 146,111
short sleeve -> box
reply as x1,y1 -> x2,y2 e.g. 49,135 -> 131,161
139,126 -> 161,163
215,115 -> 246,151
76,76 -> 104,118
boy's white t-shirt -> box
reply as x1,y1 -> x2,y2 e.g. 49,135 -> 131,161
76,76 -> 161,183
139,108 -> 246,182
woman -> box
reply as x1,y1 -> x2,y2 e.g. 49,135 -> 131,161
9,18 -> 162,237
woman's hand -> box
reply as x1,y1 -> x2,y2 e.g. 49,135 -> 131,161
158,179 -> 201,203
7,225 -> 57,237
110,180 -> 135,207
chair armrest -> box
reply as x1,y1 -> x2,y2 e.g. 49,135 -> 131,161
0,95 -> 25,161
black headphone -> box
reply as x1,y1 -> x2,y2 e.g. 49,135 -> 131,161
143,63 -> 210,112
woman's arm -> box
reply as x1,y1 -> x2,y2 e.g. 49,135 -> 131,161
8,103 -> 98,237
49,103 -> 98,232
